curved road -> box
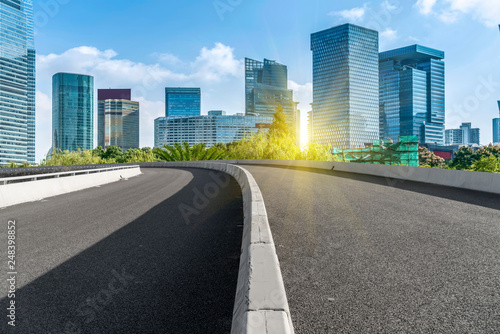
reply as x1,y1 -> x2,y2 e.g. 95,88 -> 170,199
0,168 -> 243,333
243,165 -> 500,334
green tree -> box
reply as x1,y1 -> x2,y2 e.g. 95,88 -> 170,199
154,142 -> 228,161
101,146 -> 123,161
449,146 -> 475,170
472,156 -> 500,173
419,146 -> 445,168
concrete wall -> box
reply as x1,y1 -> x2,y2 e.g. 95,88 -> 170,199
139,162 -> 294,334
0,167 -> 142,208
221,160 -> 500,195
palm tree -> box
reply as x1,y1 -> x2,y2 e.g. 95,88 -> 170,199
153,142 -> 228,161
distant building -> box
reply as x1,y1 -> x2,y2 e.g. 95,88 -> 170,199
311,24 -> 379,149
165,87 -> 201,117
493,101 -> 500,144
245,58 -> 300,142
445,122 -> 480,145
208,110 -> 226,116
0,0 -> 35,165
52,73 -> 94,152
97,89 -> 140,151
154,115 -> 272,148
422,143 -> 461,161
379,45 -> 445,145
307,110 -> 313,144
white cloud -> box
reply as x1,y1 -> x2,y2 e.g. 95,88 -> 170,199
415,0 -> 437,15
153,52 -> 182,66
191,43 -> 243,82
381,0 -> 398,11
35,91 -> 52,161
415,0 -> 500,27
380,28 -> 398,41
329,4 -> 368,23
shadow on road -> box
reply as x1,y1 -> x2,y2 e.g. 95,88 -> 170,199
2,169 -> 243,333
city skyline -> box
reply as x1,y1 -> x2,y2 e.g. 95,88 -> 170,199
32,0 -> 500,162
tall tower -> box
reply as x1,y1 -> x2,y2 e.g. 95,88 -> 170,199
379,45 -> 445,144
52,73 -> 94,152
97,89 -> 140,151
165,88 -> 201,117
493,101 -> 500,144
0,0 -> 35,164
245,58 -> 299,141
311,24 -> 380,149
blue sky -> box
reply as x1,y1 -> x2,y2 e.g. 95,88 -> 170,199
33,0 -> 500,162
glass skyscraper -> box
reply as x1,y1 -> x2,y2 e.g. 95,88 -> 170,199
154,115 -> 272,148
311,24 -> 380,149
98,89 -> 139,151
52,73 -> 94,152
493,101 -> 500,144
0,0 -> 35,165
165,87 -> 201,117
379,45 -> 445,144
245,58 -> 300,142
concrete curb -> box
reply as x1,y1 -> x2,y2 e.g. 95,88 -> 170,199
221,159 -> 500,195
138,162 -> 294,334
0,166 -> 142,208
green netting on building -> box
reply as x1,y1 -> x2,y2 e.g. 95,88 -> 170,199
334,136 -> 419,167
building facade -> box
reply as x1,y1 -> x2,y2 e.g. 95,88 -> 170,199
52,73 -> 94,152
245,58 -> 300,142
379,45 -> 445,144
493,101 -> 500,144
0,0 -> 35,165
311,24 -> 380,149
154,115 -> 272,148
445,122 -> 480,145
165,87 -> 201,117
97,89 -> 139,151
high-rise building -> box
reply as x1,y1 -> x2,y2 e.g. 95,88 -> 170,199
52,73 -> 94,152
311,24 -> 380,149
307,110 -> 313,144
445,122 -> 480,145
208,110 -> 226,116
97,89 -> 139,151
154,114 -> 272,148
245,58 -> 300,142
165,87 -> 201,117
493,102 -> 500,144
379,45 -> 445,144
0,0 -> 35,165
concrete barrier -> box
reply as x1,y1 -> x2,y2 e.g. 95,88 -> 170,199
0,166 -> 142,208
220,159 -> 500,195
139,162 -> 294,334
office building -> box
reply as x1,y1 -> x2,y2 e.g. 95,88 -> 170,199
98,89 -> 139,151
307,110 -> 313,144
445,122 -> 480,145
0,0 -> 35,165
208,110 -> 226,116
245,58 -> 300,141
379,45 -> 445,144
311,24 -> 380,149
154,114 -> 272,148
52,73 -> 94,152
493,101 -> 500,144
165,87 -> 201,117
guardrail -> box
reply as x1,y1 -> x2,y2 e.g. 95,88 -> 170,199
0,165 -> 140,185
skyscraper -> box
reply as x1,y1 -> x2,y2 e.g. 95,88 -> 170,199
311,24 -> 379,149
493,101 -> 500,144
52,73 -> 94,152
98,89 -> 140,151
245,58 -> 300,141
379,45 -> 445,144
0,0 -> 35,165
165,88 -> 201,117
445,122 -> 480,145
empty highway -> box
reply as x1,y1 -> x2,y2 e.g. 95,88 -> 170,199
243,164 -> 500,334
0,168 -> 243,333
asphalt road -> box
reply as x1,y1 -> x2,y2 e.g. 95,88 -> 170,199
243,165 -> 500,334
0,168 -> 243,334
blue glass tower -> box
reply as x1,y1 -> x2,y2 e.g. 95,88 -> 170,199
311,24 -> 380,149
493,101 -> 500,144
52,73 -> 94,152
379,45 -> 445,144
165,88 -> 201,117
0,0 -> 35,165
